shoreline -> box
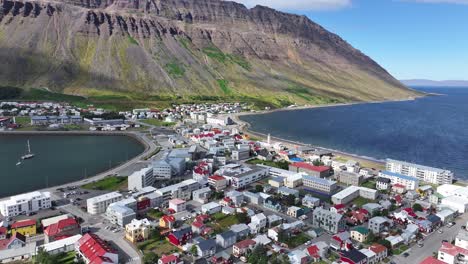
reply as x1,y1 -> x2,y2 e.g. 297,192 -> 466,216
232,98 -> 426,170
0,131 -> 157,199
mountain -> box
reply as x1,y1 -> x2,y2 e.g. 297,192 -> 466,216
0,0 -> 422,107
401,79 -> 468,87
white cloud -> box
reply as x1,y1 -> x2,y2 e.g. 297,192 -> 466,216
233,0 -> 352,11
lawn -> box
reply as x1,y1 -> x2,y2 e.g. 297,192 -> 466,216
392,244 -> 409,255
140,119 -> 176,127
82,176 -> 127,191
147,209 -> 165,219
353,197 -> 374,207
361,179 -> 376,189
208,213 -> 241,233
246,159 -> 290,170
281,233 -> 310,248
57,251 -> 77,264
138,239 -> 179,256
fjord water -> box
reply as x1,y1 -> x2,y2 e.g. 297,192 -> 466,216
0,135 -> 144,197
241,87 -> 468,179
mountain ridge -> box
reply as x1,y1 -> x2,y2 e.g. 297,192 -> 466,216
0,0 -> 422,107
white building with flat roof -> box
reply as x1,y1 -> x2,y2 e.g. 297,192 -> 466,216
128,167 -> 155,191
155,179 -> 201,205
152,159 -> 172,179
217,164 -> 269,189
386,159 -> 453,185
0,191 -> 51,217
378,171 -> 419,190
332,186 -> 378,205
87,192 -> 123,215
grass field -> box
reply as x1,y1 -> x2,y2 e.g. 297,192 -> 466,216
353,197 -> 374,207
82,176 -> 127,191
281,233 -> 310,248
140,119 -> 176,127
138,239 -> 179,256
246,159 -> 290,170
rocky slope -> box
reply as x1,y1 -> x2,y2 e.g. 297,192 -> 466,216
0,0 -> 422,106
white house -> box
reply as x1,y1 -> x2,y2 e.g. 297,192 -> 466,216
0,191 -> 51,217
249,213 -> 267,234
128,167 -> 154,191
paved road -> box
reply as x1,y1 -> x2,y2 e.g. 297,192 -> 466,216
393,213 -> 468,264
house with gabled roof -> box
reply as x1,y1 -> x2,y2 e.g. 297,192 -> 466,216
75,233 -> 118,264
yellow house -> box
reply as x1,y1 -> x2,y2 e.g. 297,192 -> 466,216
11,219 -> 36,237
350,227 -> 370,243
125,219 -> 153,243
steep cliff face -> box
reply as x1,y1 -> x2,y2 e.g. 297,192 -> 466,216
0,0 -> 421,105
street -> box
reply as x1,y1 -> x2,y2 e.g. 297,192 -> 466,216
393,213 -> 468,264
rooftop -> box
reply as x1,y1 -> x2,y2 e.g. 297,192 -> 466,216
291,162 -> 330,172
380,170 -> 419,182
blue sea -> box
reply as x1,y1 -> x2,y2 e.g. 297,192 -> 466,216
240,87 -> 468,179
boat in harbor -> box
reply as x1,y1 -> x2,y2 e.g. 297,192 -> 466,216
16,161 -> 21,166
21,140 -> 35,160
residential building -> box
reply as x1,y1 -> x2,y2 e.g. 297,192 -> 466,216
11,219 -> 36,237
305,241 -> 329,261
437,209 -> 456,224
208,175 -> 228,191
38,234 -> 82,255
128,167 -> 155,191
218,164 -> 268,189
268,177 -> 284,188
289,162 -> 331,178
0,191 -> 51,217
106,202 -> 136,227
87,192 -> 123,215
378,170 -> 419,190
312,208 -> 346,234
233,239 -> 256,257
155,179 -> 200,205
368,216 -> 391,234
339,248 -> 367,264
263,166 -> 298,178
288,249 -> 308,264
386,159 -> 453,185
360,249 -> 376,264
243,191 -> 263,205
167,226 -> 193,246
201,202 -> 222,215
376,177 -> 391,190
225,190 -> 244,207
0,237 -> 33,263
159,215 -> 176,229
75,233 -> 118,264
302,195 -> 320,208
31,115 -> 82,125
455,230 -> 468,250
125,219 -> 154,243
152,159 -> 172,179
249,213 -> 267,234
196,238 -> 217,258
369,243 -> 388,263
230,224 -> 250,240
263,197 -> 282,212
420,257 -> 446,264
287,206 -> 304,218
44,217 -> 81,243
337,171 -> 363,186
438,242 -> 468,264
331,186 -> 378,204
302,175 -> 337,195
158,254 -> 183,264
232,149 -> 250,161
192,188 -> 212,204
216,231 -> 236,248
284,174 -> 303,188
278,187 -> 300,198
169,199 -> 186,213
441,196 -> 468,213
362,203 -> 383,215
351,227 -> 370,243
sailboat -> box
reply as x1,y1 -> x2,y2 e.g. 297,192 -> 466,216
21,140 -> 35,160
16,160 -> 21,166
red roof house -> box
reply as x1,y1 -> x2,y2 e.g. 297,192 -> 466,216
158,254 -> 182,264
11,219 -> 36,229
419,256 -> 446,264
44,217 -> 81,243
76,233 -> 118,264
289,162 -> 331,177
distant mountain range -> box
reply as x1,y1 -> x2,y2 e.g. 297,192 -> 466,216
401,79 -> 468,87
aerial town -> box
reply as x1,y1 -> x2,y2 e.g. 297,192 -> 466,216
0,100 -> 467,264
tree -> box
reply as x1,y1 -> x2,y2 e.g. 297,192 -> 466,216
248,245 -> 268,264
381,209 -> 389,217
285,194 -> 296,206
412,203 -> 423,212
190,245 -> 198,257
150,227 -> 163,241
236,213 -> 249,224
312,159 -> 325,166
255,185 -> 264,193
143,252 -> 159,264
366,232 -> 377,244
377,239 -> 392,250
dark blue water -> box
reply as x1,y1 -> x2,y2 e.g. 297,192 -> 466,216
0,135 -> 144,197
241,87 -> 468,179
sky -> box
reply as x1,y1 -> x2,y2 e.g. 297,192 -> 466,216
235,0 -> 468,81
